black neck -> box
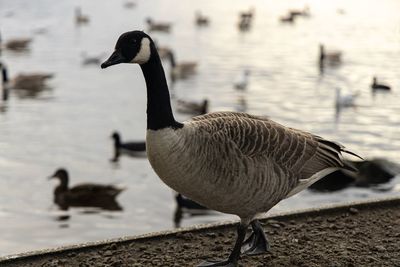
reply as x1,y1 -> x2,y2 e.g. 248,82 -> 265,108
140,44 -> 182,130
58,176 -> 68,189
113,134 -> 121,147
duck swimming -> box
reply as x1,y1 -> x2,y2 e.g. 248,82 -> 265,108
49,168 -> 124,211
111,131 -> 146,161
371,77 -> 391,91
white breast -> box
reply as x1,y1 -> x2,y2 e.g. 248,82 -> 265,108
146,125 -> 284,218
146,128 -> 186,190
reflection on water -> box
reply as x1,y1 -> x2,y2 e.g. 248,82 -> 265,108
0,0 -> 400,257
173,194 -> 212,228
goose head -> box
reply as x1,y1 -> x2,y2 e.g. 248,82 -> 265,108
101,31 -> 154,68
49,168 -> 69,188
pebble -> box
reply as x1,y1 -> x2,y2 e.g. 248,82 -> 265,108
211,245 -> 224,251
349,207 -> 359,214
270,223 -> 281,228
108,243 -> 118,250
138,246 -> 147,251
206,232 -> 217,238
103,250 -> 113,257
373,245 -> 386,252
327,218 -> 336,223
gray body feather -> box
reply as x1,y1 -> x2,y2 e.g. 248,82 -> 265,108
147,111 -> 356,220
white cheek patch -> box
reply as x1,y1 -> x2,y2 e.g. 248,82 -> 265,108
131,37 -> 151,64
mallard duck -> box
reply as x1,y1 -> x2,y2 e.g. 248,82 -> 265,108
319,44 -> 342,66
49,168 -> 124,211
75,7 -> 89,24
371,77 -> 391,91
195,11 -> 210,26
176,99 -> 208,116
10,72 -> 53,90
167,50 -> 197,81
146,18 -> 171,33
111,132 -> 146,161
101,31 -> 361,266
5,38 -> 32,51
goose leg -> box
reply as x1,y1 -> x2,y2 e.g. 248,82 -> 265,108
197,222 -> 248,267
241,220 -> 270,255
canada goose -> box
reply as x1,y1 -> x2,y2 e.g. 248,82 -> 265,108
176,99 -> 208,115
371,77 -> 391,91
49,168 -> 124,211
167,50 -> 197,81
111,131 -> 146,161
10,72 -> 53,90
234,69 -> 250,90
101,31 -> 361,267
195,11 -> 209,26
319,44 -> 342,66
75,7 -> 89,24
335,88 -> 358,109
146,18 -> 171,32
4,38 -> 32,51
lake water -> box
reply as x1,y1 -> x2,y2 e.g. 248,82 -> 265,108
0,0 -> 399,257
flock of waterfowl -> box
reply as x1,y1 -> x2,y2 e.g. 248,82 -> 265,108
0,2 -> 397,266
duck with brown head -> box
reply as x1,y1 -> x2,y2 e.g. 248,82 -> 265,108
49,168 -> 124,211
101,30 -> 361,267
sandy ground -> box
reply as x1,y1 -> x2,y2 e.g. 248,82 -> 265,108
2,198 -> 399,267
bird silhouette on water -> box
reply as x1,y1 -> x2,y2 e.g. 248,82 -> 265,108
111,131 -> 146,161
49,168 -> 124,211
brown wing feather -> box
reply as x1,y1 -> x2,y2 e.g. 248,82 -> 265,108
192,112 -> 359,184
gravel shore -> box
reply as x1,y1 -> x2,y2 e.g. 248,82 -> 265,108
2,198 -> 399,267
